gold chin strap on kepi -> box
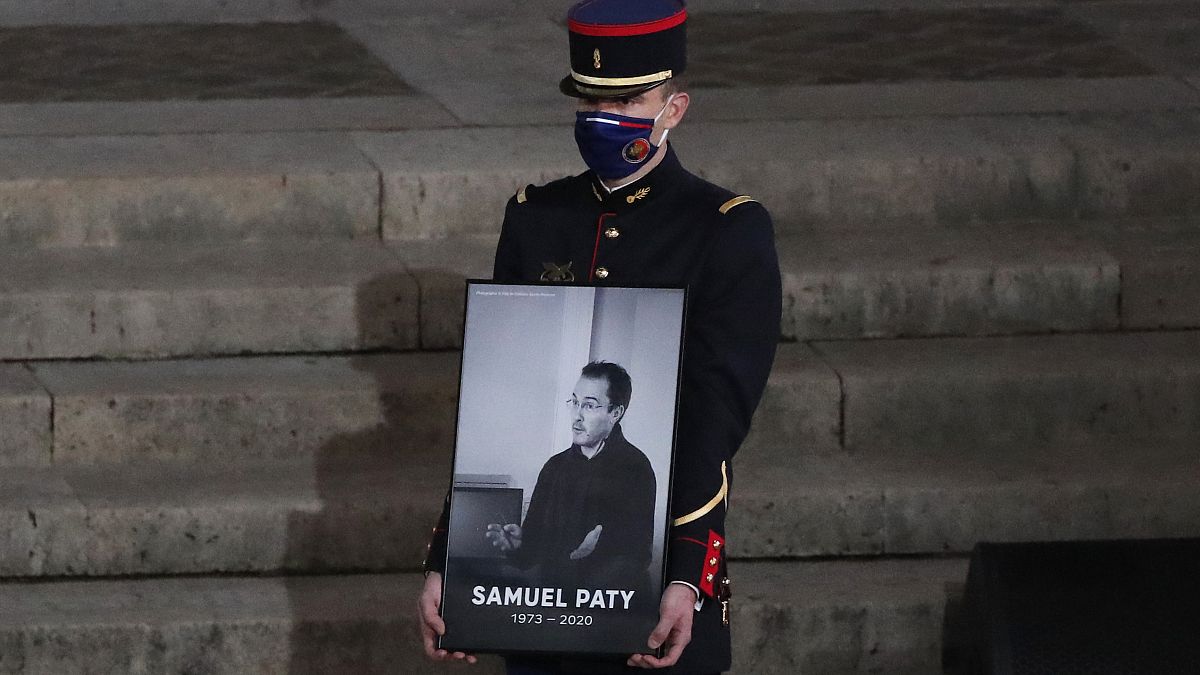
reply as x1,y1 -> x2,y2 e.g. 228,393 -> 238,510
672,461 -> 728,526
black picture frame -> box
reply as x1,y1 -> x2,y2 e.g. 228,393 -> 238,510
438,281 -> 688,659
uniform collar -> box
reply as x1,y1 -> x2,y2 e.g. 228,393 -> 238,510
588,145 -> 684,211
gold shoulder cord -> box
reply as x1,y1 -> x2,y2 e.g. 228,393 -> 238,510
718,196 -> 756,214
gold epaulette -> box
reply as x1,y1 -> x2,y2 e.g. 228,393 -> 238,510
718,195 -> 757,214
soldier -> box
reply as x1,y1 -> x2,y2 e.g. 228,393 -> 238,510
418,0 -> 781,672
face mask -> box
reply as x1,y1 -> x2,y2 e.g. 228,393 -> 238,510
574,95 -> 674,181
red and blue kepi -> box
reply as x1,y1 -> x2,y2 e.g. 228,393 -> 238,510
560,0 -> 687,99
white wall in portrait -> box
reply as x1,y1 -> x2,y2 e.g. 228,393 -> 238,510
588,286 -> 684,575
456,286 -> 589,495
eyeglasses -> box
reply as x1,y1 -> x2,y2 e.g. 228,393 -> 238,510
565,398 -> 611,413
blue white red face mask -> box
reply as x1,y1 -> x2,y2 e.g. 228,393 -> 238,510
574,95 -> 674,181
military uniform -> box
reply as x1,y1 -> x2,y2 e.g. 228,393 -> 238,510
425,144 -> 781,673
423,0 -> 781,672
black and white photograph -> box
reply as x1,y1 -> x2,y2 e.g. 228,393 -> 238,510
438,282 -> 686,657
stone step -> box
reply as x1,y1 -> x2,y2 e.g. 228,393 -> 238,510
0,240 -> 423,360
7,9 -> 1194,132
284,112 -> 1200,238
0,133 -> 382,247
0,365 -> 49,466
1088,220 -> 1200,330
6,329 -> 1199,467
778,223 -> 1123,340
0,457 -> 448,578
730,443 -> 1200,558
2,112 -> 1200,246
13,0 -> 1107,24
0,443 -> 1194,577
754,328 -> 1200,460
25,353 -> 459,467
411,223 -> 1128,346
331,222 -> 1199,345
6,222 -> 1194,359
806,329 -> 1200,454
0,559 -> 963,674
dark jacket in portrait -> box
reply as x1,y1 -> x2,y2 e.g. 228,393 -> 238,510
513,423 -> 655,593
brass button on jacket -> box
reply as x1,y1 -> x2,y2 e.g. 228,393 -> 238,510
604,227 -> 620,239
594,266 -> 610,279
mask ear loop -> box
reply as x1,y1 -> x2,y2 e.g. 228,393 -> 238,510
652,94 -> 675,147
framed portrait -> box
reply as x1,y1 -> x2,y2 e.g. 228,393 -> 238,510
438,281 -> 687,659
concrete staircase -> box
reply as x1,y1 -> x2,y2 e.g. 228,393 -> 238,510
2,1 -> 1200,673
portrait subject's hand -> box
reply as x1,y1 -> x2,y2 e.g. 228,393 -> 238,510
627,584 -> 696,669
418,572 -> 477,664
569,524 -> 603,560
485,523 -> 522,551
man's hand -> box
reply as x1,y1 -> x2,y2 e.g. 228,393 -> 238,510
569,524 -> 603,560
627,583 -> 696,669
417,572 -> 477,665
485,523 -> 522,551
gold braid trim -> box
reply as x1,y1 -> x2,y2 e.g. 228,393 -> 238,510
672,461 -> 728,526
570,69 -> 673,86
718,196 -> 756,214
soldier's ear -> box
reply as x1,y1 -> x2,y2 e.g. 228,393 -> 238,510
610,404 -> 625,422
661,91 -> 689,130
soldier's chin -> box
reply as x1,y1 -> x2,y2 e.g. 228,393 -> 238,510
572,431 -> 588,445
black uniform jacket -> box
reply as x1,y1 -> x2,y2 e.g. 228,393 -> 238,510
426,145 -> 782,673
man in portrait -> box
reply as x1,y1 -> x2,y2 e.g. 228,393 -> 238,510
485,361 -> 656,593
